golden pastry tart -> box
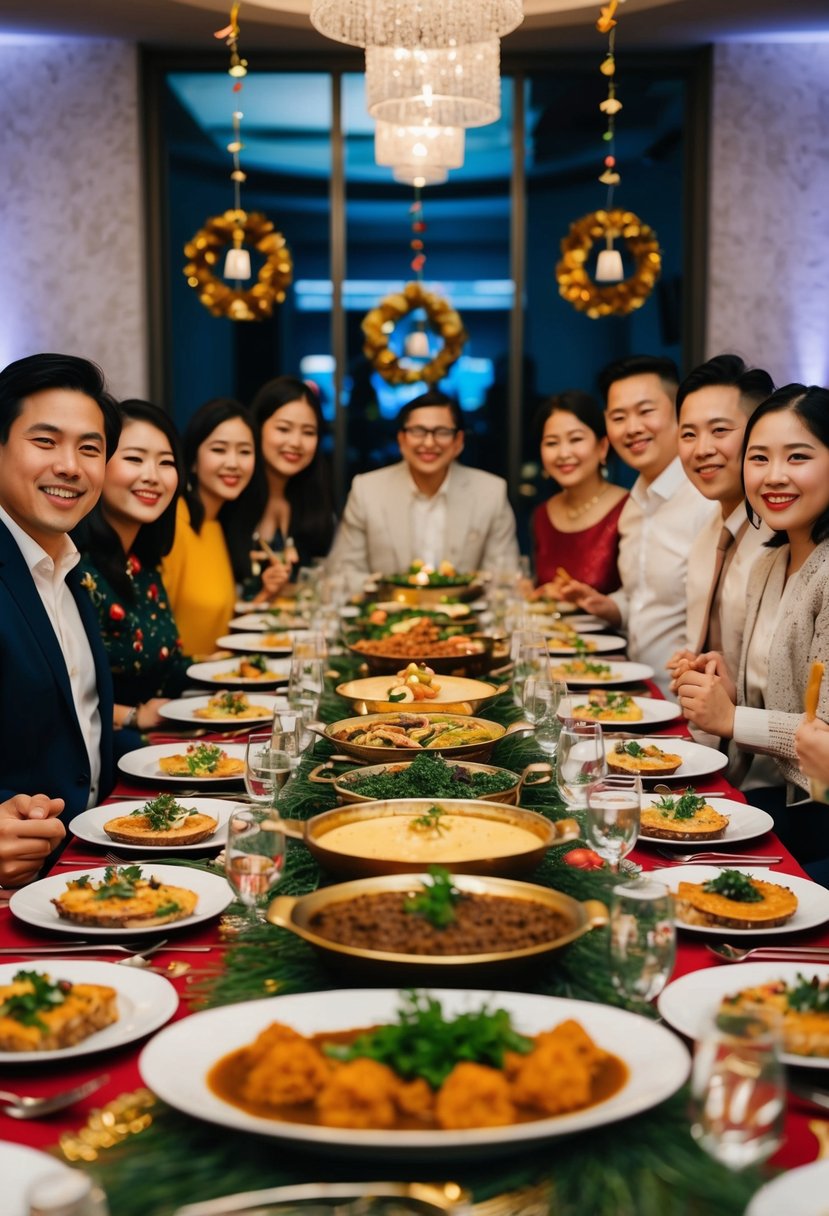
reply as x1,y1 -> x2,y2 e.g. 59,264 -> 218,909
640,791 -> 728,841
607,741 -> 682,775
104,794 -> 218,846
718,975 -> 829,1058
676,870 -> 798,930
158,744 -> 245,778
52,866 -> 199,929
571,692 -> 644,723
193,691 -> 270,720
0,970 -> 118,1051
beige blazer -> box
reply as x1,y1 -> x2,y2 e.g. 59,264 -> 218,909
327,461 -> 520,586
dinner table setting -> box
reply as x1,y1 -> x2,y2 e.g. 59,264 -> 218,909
4,570 -> 829,1216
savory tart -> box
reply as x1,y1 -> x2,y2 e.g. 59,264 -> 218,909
212,654 -> 272,681
550,659 -> 613,681
607,741 -> 682,776
104,794 -> 218,847
52,865 -> 199,929
571,692 -> 644,723
640,791 -> 728,841
158,743 -> 245,778
675,870 -> 798,930
193,691 -> 270,720
718,974 -> 829,1058
0,970 -> 118,1052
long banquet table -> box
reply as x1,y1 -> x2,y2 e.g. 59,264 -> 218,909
3,682 -> 829,1213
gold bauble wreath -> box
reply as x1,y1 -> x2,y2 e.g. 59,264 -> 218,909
556,208 -> 661,319
362,281 -> 467,385
183,209 -> 293,322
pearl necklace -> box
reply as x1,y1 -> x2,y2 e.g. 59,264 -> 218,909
564,481 -> 610,520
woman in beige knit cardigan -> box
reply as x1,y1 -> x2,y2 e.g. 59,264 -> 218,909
676,383 -> 829,878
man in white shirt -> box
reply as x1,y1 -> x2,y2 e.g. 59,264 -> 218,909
328,389 -> 520,587
559,355 -> 716,693
0,353 -> 121,852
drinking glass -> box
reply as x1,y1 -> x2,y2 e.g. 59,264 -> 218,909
609,878 -> 676,1002
510,628 -> 548,709
586,774 -> 642,872
522,674 -> 567,756
244,732 -> 292,804
690,1013 -> 785,1169
288,654 -> 325,718
225,807 -> 286,921
554,719 -> 606,809
272,727 -> 302,776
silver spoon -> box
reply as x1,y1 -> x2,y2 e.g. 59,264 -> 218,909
0,1074 -> 109,1120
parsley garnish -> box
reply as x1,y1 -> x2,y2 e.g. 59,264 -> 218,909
95,865 -> 144,901
0,970 -> 71,1031
703,870 -> 763,903
404,866 -> 460,927
410,805 -> 449,836
153,902 -> 182,918
654,791 -> 707,820
186,744 -> 223,775
323,990 -> 533,1088
241,653 -> 267,673
787,974 -> 829,1014
618,741 -> 645,757
133,794 -> 197,832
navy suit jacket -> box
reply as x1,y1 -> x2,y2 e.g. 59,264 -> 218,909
0,519 -> 115,822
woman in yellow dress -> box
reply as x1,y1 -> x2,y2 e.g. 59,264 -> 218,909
162,398 -> 258,655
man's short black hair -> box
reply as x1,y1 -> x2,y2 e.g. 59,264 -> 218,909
396,388 -> 465,433
675,353 -> 774,416
0,353 -> 121,457
597,355 -> 680,405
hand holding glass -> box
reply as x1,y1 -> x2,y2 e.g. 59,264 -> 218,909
609,878 -> 676,1002
586,774 -> 641,872
225,808 -> 285,920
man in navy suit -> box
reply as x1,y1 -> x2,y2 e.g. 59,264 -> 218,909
0,353 -> 121,877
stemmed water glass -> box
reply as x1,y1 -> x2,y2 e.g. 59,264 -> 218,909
224,807 -> 286,922
510,629 -> 548,709
609,878 -> 676,1002
244,732 -> 292,805
522,674 -> 567,756
586,774 -> 642,872
554,719 -> 606,809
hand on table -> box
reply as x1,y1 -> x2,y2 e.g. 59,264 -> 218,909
676,657 -> 736,738
0,794 -> 66,889
795,716 -> 829,783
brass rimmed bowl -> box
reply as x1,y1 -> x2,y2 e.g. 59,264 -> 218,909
309,757 -> 552,807
334,674 -> 508,716
345,634 -> 503,677
319,712 -> 529,764
373,578 -> 484,606
267,871 -> 607,983
276,796 -> 577,879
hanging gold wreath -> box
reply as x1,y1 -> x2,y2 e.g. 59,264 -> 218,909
183,209 -> 293,322
362,282 -> 467,385
556,208 -> 661,319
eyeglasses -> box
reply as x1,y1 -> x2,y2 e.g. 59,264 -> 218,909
401,426 -> 459,442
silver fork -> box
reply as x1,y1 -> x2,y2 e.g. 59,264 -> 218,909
655,849 -> 782,864
707,943 -> 829,962
0,1074 -> 109,1120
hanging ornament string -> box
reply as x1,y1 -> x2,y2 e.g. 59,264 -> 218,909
410,188 -> 426,279
597,1 -> 621,204
183,2 -> 293,321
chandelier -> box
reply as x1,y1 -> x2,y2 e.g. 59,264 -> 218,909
393,165 -> 449,186
310,0 -> 522,47
366,40 -> 501,128
375,121 -> 465,171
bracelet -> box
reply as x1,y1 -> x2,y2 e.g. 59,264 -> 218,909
123,704 -> 140,730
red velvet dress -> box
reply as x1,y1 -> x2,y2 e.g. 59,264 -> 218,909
532,494 -> 627,593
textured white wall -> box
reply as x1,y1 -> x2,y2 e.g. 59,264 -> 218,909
707,42 -> 829,387
0,39 -> 148,398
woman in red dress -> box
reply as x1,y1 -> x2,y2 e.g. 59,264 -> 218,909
532,391 -> 628,596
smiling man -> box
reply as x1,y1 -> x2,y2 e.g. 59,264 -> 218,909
559,355 -> 716,692
0,353 -> 121,846
328,389 -> 519,586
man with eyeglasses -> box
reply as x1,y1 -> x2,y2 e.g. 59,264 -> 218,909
328,388 -> 519,586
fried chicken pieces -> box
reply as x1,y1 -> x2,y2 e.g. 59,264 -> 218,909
225,1017 -> 609,1130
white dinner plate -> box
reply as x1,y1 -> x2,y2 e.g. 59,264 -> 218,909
558,695 -> 682,730
9,864 -> 233,937
158,694 -> 280,727
139,987 -> 690,1159
70,797 -> 234,853
546,634 -> 627,656
230,612 -> 308,631
548,659 -> 655,686
187,658 -> 291,688
650,864 -> 829,936
0,1142 -> 77,1216
0,960 -> 179,1063
118,742 -> 247,786
658,962 -> 829,1070
217,632 -> 300,655
639,796 -> 774,846
746,1160 -> 829,1216
605,737 -> 728,785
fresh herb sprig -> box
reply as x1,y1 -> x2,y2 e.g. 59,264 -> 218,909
787,973 -> 829,1013
95,865 -> 144,900
133,794 -> 197,832
703,870 -> 763,903
186,745 -> 223,775
323,990 -> 533,1088
410,805 -> 449,836
345,752 -> 514,801
0,970 -> 71,1031
654,791 -> 707,820
404,866 -> 460,927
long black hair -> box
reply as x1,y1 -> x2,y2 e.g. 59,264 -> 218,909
249,376 -> 335,561
182,397 -> 260,582
74,399 -> 183,601
742,383 -> 829,547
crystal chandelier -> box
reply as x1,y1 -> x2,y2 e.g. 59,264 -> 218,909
375,121 -> 465,172
366,40 -> 500,128
310,0 -> 522,48
393,165 -> 449,187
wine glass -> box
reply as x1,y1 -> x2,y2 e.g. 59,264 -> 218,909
510,629 -> 548,709
554,719 -> 606,809
244,732 -> 292,805
225,807 -> 286,921
288,654 -> 325,717
272,727 -> 301,777
522,674 -> 567,756
609,878 -> 676,1002
586,774 -> 642,872
690,1013 -> 785,1169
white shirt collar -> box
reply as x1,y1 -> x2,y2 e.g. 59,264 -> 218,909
724,501 -> 749,537
630,455 -> 687,507
406,463 -> 453,501
0,502 -> 79,579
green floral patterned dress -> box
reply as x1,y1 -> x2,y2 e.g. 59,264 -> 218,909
78,554 -> 191,704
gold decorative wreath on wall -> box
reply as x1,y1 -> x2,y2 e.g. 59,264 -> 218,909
183,209 -> 293,322
556,209 -> 661,318
362,282 -> 467,385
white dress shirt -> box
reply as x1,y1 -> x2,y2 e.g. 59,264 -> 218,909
0,505 -> 102,805
409,467 -> 451,569
610,457 -> 717,694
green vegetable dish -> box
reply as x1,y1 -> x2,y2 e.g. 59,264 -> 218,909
341,752 -> 517,800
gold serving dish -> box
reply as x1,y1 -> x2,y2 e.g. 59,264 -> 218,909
309,757 -> 552,807
345,634 -> 505,677
335,674 -> 507,715
275,797 -> 576,879
267,871 -> 607,983
372,579 -> 484,606
318,711 -> 530,763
